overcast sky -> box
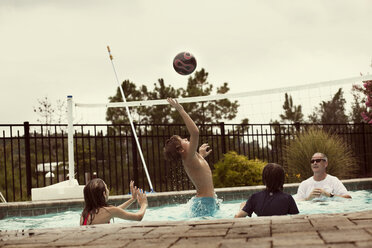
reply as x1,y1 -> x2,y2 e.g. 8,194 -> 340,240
1,0 -> 372,124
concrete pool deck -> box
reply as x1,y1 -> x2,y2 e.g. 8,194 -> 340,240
1,210 -> 372,248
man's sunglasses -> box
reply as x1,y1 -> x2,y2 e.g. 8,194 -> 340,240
310,159 -> 326,164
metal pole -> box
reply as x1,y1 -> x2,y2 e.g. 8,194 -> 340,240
24,121 -> 32,197
106,46 -> 154,192
67,95 -> 75,183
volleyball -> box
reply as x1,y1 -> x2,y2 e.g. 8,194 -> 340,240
173,52 -> 197,75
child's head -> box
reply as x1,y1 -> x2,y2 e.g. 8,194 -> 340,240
262,163 -> 285,193
163,135 -> 183,162
83,178 -> 109,209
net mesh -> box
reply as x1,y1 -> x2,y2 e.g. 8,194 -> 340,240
74,75 -> 371,124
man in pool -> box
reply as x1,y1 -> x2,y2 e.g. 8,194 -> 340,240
163,98 -> 218,217
295,152 -> 352,201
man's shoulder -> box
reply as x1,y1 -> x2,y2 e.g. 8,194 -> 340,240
325,174 -> 342,182
326,174 -> 336,178
299,176 -> 314,185
325,174 -> 338,180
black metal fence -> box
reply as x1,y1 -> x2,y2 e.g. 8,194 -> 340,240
1,122 -> 372,202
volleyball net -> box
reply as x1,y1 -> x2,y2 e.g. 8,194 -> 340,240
68,74 -> 372,191
74,74 -> 372,124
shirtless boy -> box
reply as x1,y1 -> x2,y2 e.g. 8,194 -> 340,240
163,98 -> 218,216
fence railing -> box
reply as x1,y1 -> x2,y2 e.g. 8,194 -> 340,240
1,122 -> 371,202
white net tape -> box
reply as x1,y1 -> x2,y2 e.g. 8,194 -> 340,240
75,75 -> 372,109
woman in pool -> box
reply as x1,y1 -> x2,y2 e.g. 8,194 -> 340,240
80,178 -> 147,225
234,163 -> 299,218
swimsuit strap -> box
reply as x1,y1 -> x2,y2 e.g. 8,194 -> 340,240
83,213 -> 90,225
82,211 -> 110,225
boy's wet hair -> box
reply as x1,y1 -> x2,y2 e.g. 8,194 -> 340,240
81,178 -> 108,224
262,163 -> 285,193
163,135 -> 183,163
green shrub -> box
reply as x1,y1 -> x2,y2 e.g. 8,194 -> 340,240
213,151 -> 265,188
284,127 -> 357,183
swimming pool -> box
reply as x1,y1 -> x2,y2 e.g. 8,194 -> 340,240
1,189 -> 371,230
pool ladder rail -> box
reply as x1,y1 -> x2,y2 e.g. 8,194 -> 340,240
0,191 -> 6,203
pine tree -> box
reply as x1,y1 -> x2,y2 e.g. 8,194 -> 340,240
105,80 -> 148,125
349,84 -> 366,123
279,93 -> 304,123
308,88 -> 348,124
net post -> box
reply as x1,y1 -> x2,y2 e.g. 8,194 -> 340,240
24,121 -> 32,197
219,122 -> 226,154
67,95 -> 75,183
106,46 -> 154,192
361,122 -> 368,176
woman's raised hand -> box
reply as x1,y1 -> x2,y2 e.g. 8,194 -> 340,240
130,180 -> 138,201
137,189 -> 148,207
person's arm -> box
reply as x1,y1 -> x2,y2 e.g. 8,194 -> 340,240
325,191 -> 351,198
234,202 -> 252,218
332,179 -> 352,199
234,210 -> 248,218
315,188 -> 351,199
234,202 -> 248,218
304,187 -> 351,199
288,195 -> 299,214
338,194 -> 352,199
167,98 -> 199,160
117,180 -> 137,209
110,189 -> 148,221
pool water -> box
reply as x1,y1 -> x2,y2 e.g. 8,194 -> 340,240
1,190 -> 371,230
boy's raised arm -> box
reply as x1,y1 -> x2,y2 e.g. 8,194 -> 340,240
167,98 -> 199,159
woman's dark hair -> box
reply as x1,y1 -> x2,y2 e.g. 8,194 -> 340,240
163,135 -> 183,162
262,163 -> 285,193
81,178 -> 108,225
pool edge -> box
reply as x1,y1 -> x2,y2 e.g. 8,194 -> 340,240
0,177 -> 371,220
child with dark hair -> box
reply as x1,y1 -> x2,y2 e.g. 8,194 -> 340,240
163,98 -> 217,217
234,163 -> 299,218
80,179 -> 147,225
164,135 -> 184,162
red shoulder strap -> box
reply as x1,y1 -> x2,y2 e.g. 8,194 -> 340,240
83,213 -> 90,225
